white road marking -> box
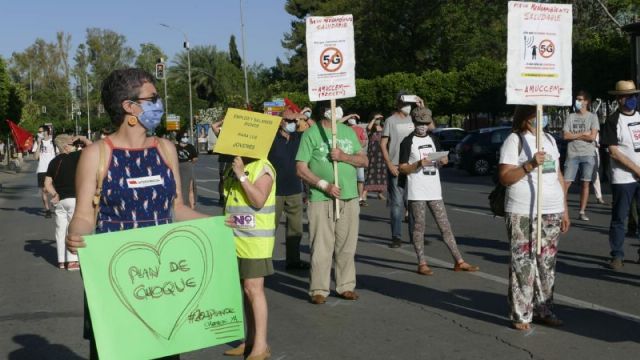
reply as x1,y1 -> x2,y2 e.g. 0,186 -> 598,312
359,234 -> 640,324
195,179 -> 219,183
452,207 -> 496,217
206,167 -> 219,171
197,186 -> 219,195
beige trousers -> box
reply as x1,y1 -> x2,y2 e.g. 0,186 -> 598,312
307,198 -> 359,297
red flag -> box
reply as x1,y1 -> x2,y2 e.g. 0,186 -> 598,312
284,98 -> 301,113
6,120 -> 34,152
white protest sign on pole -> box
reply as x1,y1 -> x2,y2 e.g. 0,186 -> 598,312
306,14 -> 356,101
506,1 -> 572,255
306,14 -> 356,219
506,1 -> 572,106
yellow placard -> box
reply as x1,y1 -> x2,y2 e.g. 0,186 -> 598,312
213,108 -> 281,159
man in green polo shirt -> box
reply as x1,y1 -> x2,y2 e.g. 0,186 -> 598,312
296,101 -> 369,305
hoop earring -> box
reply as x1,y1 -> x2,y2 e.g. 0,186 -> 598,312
127,116 -> 138,126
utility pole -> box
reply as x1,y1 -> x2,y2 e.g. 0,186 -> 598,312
85,72 -> 91,139
160,23 -> 194,143
240,0 -> 250,108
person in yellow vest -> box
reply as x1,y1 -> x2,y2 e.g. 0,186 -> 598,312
222,156 -> 276,360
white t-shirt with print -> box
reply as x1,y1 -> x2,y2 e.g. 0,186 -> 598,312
499,132 -> 564,215
605,112 -> 640,184
34,138 -> 57,173
406,136 -> 442,201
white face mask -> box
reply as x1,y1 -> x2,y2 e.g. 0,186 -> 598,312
401,105 -> 411,115
347,118 -> 357,126
324,106 -> 344,121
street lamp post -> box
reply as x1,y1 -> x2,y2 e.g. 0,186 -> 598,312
85,72 -> 91,139
160,23 -> 194,143
239,0 -> 250,108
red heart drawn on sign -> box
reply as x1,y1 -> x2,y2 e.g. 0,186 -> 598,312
108,226 -> 213,340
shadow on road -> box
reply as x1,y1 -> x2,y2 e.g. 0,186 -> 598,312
358,274 -> 640,342
8,334 -> 84,360
0,207 -> 44,217
24,239 -> 57,267
265,261 -> 310,301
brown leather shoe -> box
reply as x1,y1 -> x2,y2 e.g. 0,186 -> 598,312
417,264 -> 434,275
454,262 -> 479,272
338,291 -> 359,300
246,347 -> 271,360
223,343 -> 246,356
310,294 -> 326,304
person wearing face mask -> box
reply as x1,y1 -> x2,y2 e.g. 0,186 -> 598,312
498,105 -> 570,331
267,108 -> 309,271
600,80 -> 640,270
297,106 -> 316,132
296,101 -> 369,304
33,125 -> 57,218
380,92 -> 426,248
341,113 -> 369,206
398,107 -> 479,276
363,114 -> 387,202
562,90 -> 600,221
44,134 -> 92,271
65,68 -> 209,360
176,133 -> 199,209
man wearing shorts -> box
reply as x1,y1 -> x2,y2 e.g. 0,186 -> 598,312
33,125 -> 57,218
563,90 -> 599,221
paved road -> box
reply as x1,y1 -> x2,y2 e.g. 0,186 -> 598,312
1,154 -> 638,359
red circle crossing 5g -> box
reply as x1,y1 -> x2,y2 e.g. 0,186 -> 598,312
539,39 -> 555,58
320,47 -> 343,72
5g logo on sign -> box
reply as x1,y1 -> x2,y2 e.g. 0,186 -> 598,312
320,47 -> 343,72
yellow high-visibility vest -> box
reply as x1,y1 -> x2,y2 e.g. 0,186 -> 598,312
224,159 -> 276,259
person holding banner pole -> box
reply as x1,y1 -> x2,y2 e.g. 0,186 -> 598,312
498,105 -> 569,331
296,101 -> 368,304
66,68 -> 208,359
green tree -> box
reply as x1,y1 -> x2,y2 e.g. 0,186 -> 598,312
135,43 -> 167,76
229,35 -> 243,69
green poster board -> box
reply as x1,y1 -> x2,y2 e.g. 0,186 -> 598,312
78,217 -> 244,359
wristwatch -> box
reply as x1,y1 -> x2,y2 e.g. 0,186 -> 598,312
239,175 -> 248,183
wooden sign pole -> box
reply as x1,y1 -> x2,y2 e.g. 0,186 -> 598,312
536,104 -> 543,255
330,99 -> 340,219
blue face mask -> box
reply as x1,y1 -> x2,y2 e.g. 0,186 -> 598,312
284,122 -> 297,133
624,96 -> 638,112
532,115 -> 549,129
132,99 -> 164,131
575,99 -> 583,111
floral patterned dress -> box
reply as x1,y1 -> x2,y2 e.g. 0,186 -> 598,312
365,129 -> 386,193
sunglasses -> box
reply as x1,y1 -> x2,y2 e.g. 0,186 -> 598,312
132,94 -> 160,104
283,118 -> 298,123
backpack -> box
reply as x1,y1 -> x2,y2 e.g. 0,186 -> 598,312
488,132 -> 555,217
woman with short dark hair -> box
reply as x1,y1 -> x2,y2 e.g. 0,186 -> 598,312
66,68 -> 208,359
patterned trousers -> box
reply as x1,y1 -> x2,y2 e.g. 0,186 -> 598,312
409,200 -> 462,265
505,212 -> 562,324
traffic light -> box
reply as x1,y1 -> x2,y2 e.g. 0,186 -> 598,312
155,63 -> 165,80
75,85 -> 82,98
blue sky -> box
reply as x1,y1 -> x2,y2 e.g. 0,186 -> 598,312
0,0 -> 296,67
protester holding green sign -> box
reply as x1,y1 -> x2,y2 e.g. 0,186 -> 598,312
222,155 -> 276,360
66,68 -> 210,359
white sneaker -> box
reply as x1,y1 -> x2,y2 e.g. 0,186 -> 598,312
578,212 -> 590,221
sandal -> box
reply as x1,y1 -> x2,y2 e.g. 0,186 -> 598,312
454,261 -> 479,272
417,263 -> 434,276
67,262 -> 80,271
511,322 -> 531,331
58,263 -> 65,270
